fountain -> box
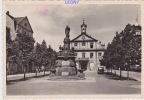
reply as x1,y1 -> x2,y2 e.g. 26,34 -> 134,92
49,25 -> 85,80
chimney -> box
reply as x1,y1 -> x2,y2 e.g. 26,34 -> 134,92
6,11 -> 9,15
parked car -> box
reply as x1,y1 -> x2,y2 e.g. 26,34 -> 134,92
97,67 -> 104,74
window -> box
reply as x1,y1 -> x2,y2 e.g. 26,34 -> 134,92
82,53 -> 85,58
90,42 -> 93,48
98,52 -> 102,56
75,53 -> 77,56
82,42 -> 85,46
24,23 -> 27,27
74,43 -> 77,46
90,53 -> 93,58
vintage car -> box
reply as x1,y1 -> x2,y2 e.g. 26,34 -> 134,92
97,67 -> 104,74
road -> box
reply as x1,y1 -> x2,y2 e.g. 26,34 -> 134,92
6,71 -> 141,95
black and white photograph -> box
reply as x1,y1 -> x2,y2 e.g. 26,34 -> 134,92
5,3 -> 142,97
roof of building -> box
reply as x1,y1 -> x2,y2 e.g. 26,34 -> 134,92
81,18 -> 87,28
14,17 -> 25,24
6,11 -> 33,33
71,33 -> 98,42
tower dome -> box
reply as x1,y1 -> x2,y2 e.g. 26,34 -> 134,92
81,18 -> 87,34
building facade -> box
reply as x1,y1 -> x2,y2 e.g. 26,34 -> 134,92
6,11 -> 33,40
70,19 -> 105,71
6,11 -> 35,74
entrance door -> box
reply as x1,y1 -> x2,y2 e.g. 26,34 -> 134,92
81,61 -> 87,70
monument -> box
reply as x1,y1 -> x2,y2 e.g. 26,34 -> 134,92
49,25 -> 85,80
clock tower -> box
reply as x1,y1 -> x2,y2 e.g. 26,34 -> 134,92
134,15 -> 141,35
81,18 -> 87,34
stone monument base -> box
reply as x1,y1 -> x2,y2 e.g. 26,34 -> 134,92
56,67 -> 76,76
48,75 -> 85,80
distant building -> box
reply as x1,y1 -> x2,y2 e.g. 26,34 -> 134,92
70,19 -> 105,71
6,11 -> 34,74
134,17 -> 141,36
6,11 -> 33,40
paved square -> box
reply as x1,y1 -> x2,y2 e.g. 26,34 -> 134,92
6,71 -> 141,95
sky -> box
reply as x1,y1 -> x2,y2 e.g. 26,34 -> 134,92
6,4 -> 140,51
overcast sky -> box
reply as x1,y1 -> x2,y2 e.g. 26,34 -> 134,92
6,4 -> 140,51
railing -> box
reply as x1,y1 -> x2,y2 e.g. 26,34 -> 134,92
76,58 -> 89,60
74,48 -> 105,50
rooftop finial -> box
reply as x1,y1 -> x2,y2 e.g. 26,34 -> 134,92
135,14 -> 139,26
83,17 -> 84,23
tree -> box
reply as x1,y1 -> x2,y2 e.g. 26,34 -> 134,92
100,23 -> 141,79
15,32 -> 35,79
33,42 -> 57,76
41,40 -> 48,75
6,27 -> 13,82
33,42 -> 42,77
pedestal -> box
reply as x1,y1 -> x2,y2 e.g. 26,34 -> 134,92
56,67 -> 76,76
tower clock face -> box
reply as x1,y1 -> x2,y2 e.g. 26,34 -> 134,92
82,35 -> 85,40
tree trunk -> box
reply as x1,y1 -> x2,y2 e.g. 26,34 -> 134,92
127,66 -> 129,80
35,67 -> 37,77
114,67 -> 116,75
44,66 -> 45,76
114,69 -> 116,76
6,62 -> 8,83
23,64 -> 26,80
119,67 -> 122,79
111,67 -> 112,74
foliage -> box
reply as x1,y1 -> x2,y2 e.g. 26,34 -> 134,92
100,24 -> 141,72
33,41 -> 57,70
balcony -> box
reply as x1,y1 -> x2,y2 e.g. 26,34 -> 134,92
76,58 -> 89,61
74,48 -> 105,51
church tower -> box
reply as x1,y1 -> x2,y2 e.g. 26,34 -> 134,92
81,18 -> 87,34
134,15 -> 141,35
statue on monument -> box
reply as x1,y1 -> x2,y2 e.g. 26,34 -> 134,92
63,25 -> 70,50
65,25 -> 70,37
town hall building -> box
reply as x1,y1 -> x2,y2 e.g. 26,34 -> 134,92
70,19 -> 105,71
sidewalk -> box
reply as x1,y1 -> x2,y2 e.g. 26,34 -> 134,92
113,70 -> 141,81
7,71 -> 50,81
